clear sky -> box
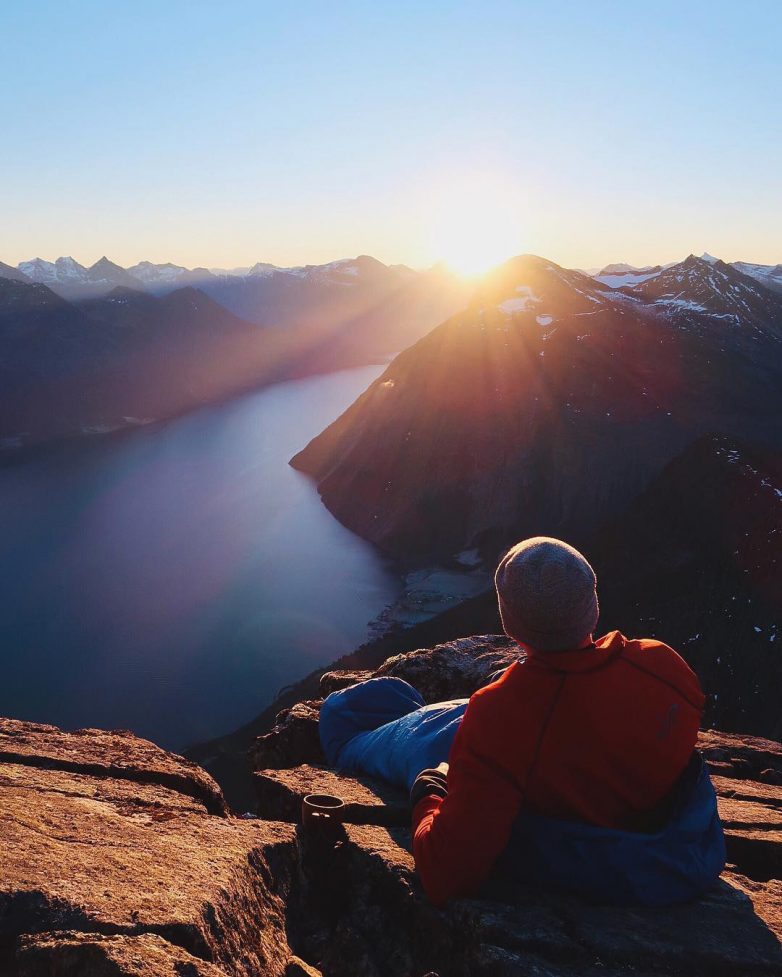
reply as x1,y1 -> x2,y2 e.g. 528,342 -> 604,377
2,1 -> 780,272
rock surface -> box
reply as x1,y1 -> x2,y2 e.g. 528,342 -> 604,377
248,702 -> 325,772
16,932 -> 231,976
254,764 -> 407,827
0,717 -> 227,815
320,635 -> 520,703
4,636 -> 782,975
0,720 -> 297,976
372,634 -> 520,703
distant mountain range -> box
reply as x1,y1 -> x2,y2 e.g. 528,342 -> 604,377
13,251 -> 782,300
10,254 -> 463,337
592,253 -> 782,295
0,256 -> 468,450
2,247 -> 781,463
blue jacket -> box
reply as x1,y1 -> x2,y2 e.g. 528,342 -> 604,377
503,752 -> 725,906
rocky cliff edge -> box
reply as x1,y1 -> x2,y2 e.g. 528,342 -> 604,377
2,636 -> 781,976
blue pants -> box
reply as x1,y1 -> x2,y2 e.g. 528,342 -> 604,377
319,676 -> 468,792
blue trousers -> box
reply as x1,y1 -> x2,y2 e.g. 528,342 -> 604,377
319,676 -> 468,792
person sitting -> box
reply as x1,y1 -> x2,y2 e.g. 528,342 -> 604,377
319,536 -> 725,907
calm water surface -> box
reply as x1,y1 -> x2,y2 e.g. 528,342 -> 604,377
0,365 -> 399,749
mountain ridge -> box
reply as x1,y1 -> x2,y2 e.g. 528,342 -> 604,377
291,252 -> 782,561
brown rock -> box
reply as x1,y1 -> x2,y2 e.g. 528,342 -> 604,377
285,956 -> 323,977
0,718 -> 227,816
712,774 -> 782,809
254,764 -> 407,826
0,756 -> 296,976
724,828 -> 782,883
16,931 -> 230,976
318,670 -> 374,697
372,635 -> 521,703
699,729 -> 782,782
719,796 -> 782,831
0,762 -> 209,816
730,875 -> 782,946
249,702 -> 324,771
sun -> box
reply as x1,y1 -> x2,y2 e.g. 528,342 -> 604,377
424,175 -> 525,278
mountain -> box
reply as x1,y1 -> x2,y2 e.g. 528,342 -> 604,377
127,261 -> 217,292
291,253 -> 782,562
9,253 -> 469,367
591,433 -> 782,739
197,254 -> 468,363
612,253 -> 782,329
0,277 -> 115,445
0,252 -> 468,449
18,255 -> 145,300
0,279 -> 281,447
134,253 -> 467,370
0,261 -> 30,283
732,260 -> 782,295
593,262 -> 667,288
595,254 -> 782,297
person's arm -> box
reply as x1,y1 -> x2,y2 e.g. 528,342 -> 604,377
411,688 -> 525,905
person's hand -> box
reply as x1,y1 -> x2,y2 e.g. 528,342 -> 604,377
410,762 -> 450,808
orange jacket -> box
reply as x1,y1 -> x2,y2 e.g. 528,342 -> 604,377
412,631 -> 705,905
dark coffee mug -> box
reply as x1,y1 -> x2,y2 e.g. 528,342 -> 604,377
301,793 -> 346,830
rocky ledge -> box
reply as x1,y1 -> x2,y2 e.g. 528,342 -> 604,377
3,636 -> 782,976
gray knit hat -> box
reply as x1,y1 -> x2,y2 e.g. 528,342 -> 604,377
495,537 -> 599,651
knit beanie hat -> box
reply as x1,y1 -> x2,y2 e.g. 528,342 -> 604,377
495,537 -> 599,651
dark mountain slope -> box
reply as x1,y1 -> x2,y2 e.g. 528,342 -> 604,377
75,285 -> 284,415
0,255 -> 468,451
592,434 -> 782,738
0,280 -> 280,446
292,254 -> 782,561
0,262 -> 30,283
0,278 -> 116,443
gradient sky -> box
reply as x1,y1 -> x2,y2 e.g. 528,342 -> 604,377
2,1 -> 780,271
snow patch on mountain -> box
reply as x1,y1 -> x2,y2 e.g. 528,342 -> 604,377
499,286 -> 541,315
596,270 -> 662,288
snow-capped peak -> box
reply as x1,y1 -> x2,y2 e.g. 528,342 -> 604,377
129,261 -> 190,284
598,262 -> 655,276
54,256 -> 87,277
18,258 -> 56,280
19,256 -> 88,284
247,262 -> 283,277
699,252 -> 720,265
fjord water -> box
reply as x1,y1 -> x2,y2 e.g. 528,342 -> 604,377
0,365 -> 398,749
